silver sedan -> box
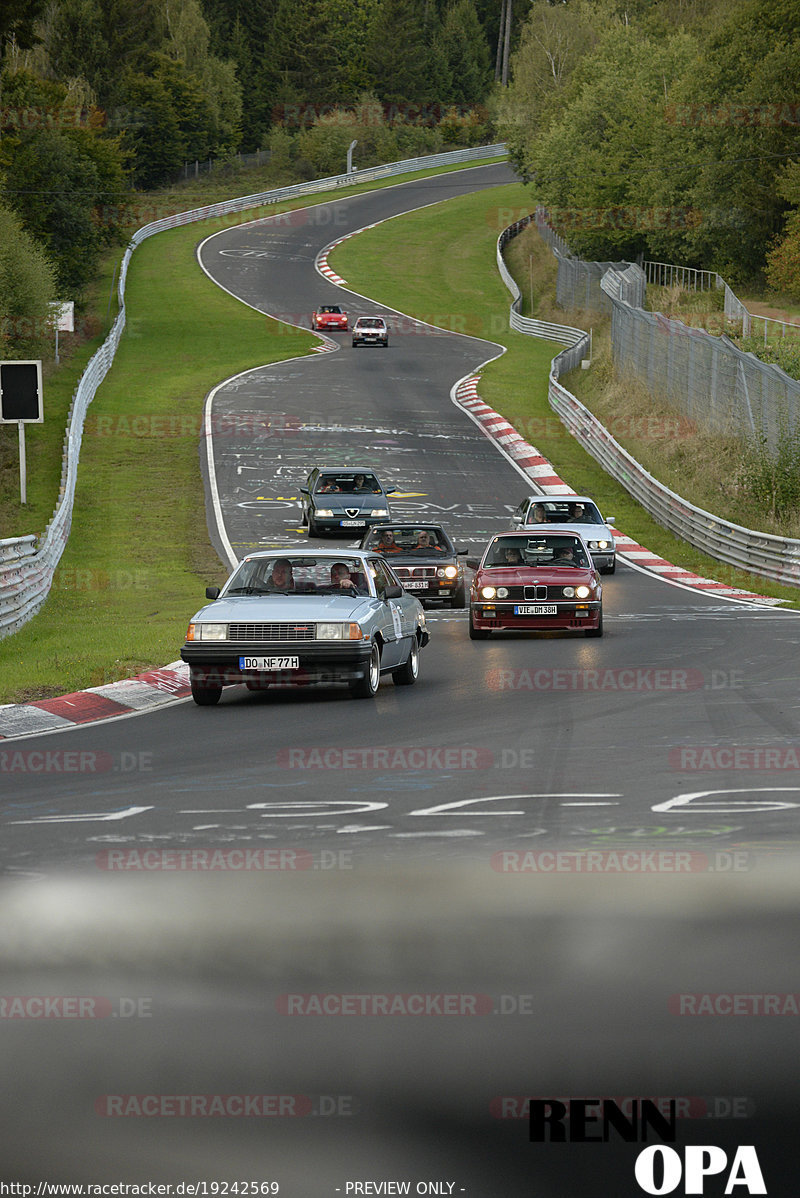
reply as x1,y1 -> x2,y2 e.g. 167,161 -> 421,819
180,549 -> 429,704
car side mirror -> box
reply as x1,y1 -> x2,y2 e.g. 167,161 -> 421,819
299,486 -> 309,495
205,586 -> 220,600
456,548 -> 469,555
385,486 -> 397,494
605,516 -> 616,524
385,584 -> 403,599
465,557 -> 480,571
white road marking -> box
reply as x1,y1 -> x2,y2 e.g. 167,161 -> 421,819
9,805 -> 154,825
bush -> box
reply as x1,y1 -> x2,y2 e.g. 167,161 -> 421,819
738,424 -> 800,521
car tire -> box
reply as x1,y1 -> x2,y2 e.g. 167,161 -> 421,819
469,609 -> 490,640
350,642 -> 381,698
603,559 -> 616,575
450,581 -> 466,608
308,515 -> 318,537
392,637 -> 419,686
191,679 -> 222,706
352,340 -> 358,347
585,610 -> 603,638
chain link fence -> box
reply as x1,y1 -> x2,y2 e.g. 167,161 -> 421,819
537,208 -> 800,454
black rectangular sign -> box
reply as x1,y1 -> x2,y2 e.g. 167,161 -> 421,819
0,360 -> 44,423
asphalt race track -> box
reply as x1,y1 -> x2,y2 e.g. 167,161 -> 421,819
3,163 -> 800,1195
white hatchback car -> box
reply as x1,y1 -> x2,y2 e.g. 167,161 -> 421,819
511,495 -> 617,573
352,316 -> 389,347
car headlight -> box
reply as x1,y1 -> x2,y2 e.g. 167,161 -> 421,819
317,623 -> 364,640
496,587 -> 509,598
315,508 -> 334,517
481,586 -> 497,600
590,539 -> 610,550
443,566 -> 458,579
575,585 -> 592,599
562,586 -> 575,598
189,622 -> 228,641
370,508 -> 389,517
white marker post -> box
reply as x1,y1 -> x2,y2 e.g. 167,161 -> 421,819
49,301 -> 74,365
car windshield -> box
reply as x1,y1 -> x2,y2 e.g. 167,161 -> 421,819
319,307 -> 342,314
222,556 -> 371,596
485,536 -> 590,569
365,527 -> 451,554
314,474 -> 382,494
357,319 -> 384,328
525,500 -> 603,525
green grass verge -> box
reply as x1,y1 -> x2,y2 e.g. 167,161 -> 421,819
0,156 -> 506,705
331,187 -> 800,610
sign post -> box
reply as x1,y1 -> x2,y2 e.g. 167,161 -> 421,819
0,360 -> 44,504
49,301 -> 74,364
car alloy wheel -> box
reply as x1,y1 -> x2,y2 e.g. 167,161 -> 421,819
392,637 -> 419,686
350,642 -> 381,698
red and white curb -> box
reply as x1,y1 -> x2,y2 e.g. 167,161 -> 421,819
0,662 -> 191,740
453,375 -> 783,607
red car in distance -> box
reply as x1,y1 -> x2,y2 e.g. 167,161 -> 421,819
312,304 -> 348,331
468,531 -> 603,639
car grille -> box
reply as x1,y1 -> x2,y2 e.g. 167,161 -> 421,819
524,586 -> 548,600
228,623 -> 316,641
393,566 -> 438,580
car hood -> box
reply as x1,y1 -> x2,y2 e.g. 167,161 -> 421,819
190,595 -> 374,623
476,567 -> 597,586
389,553 -> 456,566
315,495 -> 385,512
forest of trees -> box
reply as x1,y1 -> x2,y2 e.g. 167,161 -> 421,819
1,0 -> 798,362
495,0 -> 800,290
0,0 -> 503,354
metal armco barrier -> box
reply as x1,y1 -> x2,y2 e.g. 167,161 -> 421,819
499,214 -> 800,590
0,144 -> 507,640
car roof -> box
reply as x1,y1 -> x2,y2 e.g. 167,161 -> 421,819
313,466 -> 385,474
525,495 -> 598,505
240,549 -> 374,561
367,523 -> 448,532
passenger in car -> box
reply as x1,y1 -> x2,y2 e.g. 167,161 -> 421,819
529,503 -> 546,523
266,559 -> 295,590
